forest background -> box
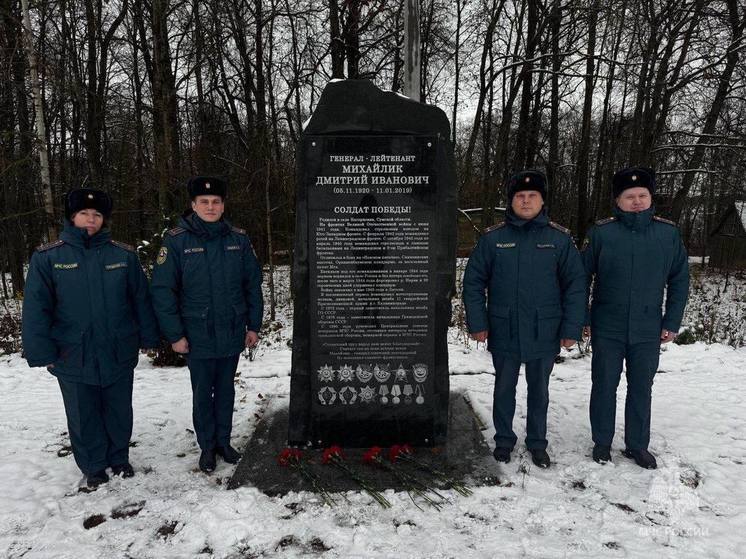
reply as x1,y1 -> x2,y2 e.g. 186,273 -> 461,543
1,0 -> 744,300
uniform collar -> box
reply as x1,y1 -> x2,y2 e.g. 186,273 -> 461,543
506,206 -> 549,229
60,221 -> 112,248
613,205 -> 654,231
180,212 -> 230,239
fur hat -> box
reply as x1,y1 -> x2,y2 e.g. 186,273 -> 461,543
507,170 -> 547,201
612,167 -> 655,198
64,188 -> 113,220
187,176 -> 227,199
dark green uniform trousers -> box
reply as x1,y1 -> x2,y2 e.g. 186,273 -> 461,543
187,354 -> 240,451
590,337 -> 659,450
492,355 -> 555,450
57,368 -> 134,475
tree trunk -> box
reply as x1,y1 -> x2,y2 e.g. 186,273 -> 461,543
150,0 -> 181,213
284,0 -> 304,138
546,0 -> 562,211
451,0 -> 463,148
255,0 -> 269,152
265,158 -> 276,321
403,0 -> 421,100
513,0 -> 539,170
193,0 -> 210,172
391,1 -> 403,91
20,0 -> 54,239
462,0 -> 504,187
479,44 -> 495,228
344,0 -> 361,78
329,0 -> 344,78
574,1 -> 600,241
591,1 -> 626,220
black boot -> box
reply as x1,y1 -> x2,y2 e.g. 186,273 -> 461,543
86,470 -> 110,488
493,447 -> 511,463
592,445 -> 611,464
199,448 -> 217,473
622,449 -> 657,469
111,463 -> 135,478
529,449 -> 551,469
216,445 -> 241,464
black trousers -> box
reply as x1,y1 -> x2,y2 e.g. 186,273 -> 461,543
492,354 -> 555,450
590,336 -> 659,450
187,354 -> 240,450
58,370 -> 134,475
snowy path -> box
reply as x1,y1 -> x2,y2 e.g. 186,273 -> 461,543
1,340 -> 745,558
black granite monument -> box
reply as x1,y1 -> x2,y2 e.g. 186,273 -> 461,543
288,80 -> 458,448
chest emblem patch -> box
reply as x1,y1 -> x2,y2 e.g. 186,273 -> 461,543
157,247 -> 168,265
496,243 -> 516,249
105,262 -> 127,271
54,262 -> 78,270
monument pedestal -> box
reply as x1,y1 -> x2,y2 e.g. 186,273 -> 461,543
228,392 -> 499,493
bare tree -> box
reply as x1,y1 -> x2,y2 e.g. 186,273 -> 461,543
20,0 -> 54,237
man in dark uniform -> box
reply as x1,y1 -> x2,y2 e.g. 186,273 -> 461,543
463,171 -> 586,468
151,176 -> 263,473
583,167 -> 689,469
22,189 -> 160,487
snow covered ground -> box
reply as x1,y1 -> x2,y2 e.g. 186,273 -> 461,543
2,265 -> 745,558
2,335 -> 745,558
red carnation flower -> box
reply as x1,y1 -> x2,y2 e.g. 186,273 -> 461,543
389,443 -> 413,462
322,445 -> 345,464
362,446 -> 383,464
278,447 -> 303,466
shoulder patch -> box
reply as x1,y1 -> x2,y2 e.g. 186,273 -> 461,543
549,221 -> 571,235
156,246 -> 168,265
595,217 -> 616,226
35,239 -> 64,252
231,226 -> 247,235
110,240 -> 135,253
167,227 -> 186,237
483,222 -> 505,234
653,215 -> 677,226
